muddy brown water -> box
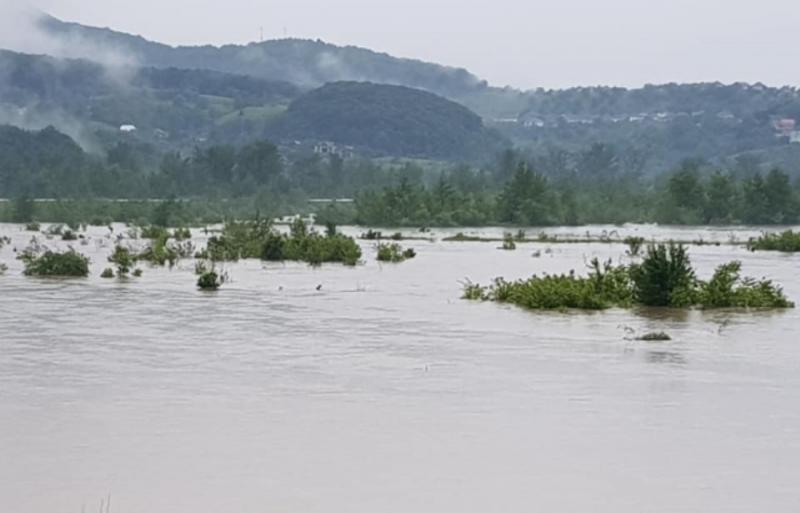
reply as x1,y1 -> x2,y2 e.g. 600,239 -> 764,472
1,223 -> 799,513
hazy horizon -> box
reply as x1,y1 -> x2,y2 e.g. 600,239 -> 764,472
2,0 -> 799,90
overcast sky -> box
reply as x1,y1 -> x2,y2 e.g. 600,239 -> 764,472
20,0 -> 800,89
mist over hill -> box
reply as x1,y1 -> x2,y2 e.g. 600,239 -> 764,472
37,15 -> 488,99
0,12 -> 799,176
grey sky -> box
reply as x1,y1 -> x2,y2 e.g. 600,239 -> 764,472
21,0 -> 800,89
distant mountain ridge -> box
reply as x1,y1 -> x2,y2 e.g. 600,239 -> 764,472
37,15 -> 488,98
2,14 -> 800,173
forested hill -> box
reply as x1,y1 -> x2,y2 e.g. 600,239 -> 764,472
0,50 -> 504,160
38,15 -> 488,98
270,82 -> 507,160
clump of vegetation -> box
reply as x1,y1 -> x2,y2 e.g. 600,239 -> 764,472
501,233 -> 516,250
629,243 -> 695,307
361,229 -> 383,240
747,231 -> 800,252
202,218 -> 361,266
43,225 -> 60,237
0,235 -> 10,249
696,261 -> 792,308
24,222 -> 40,232
624,236 -> 645,257
100,267 -> 115,279
465,243 -> 793,311
376,243 -> 416,263
172,227 -> 192,241
464,258 -> 633,310
197,271 -> 223,290
444,233 -> 483,242
139,225 -> 170,240
108,245 -> 139,277
638,332 -> 672,341
61,230 -> 78,241
21,249 -> 90,277
136,234 -> 180,268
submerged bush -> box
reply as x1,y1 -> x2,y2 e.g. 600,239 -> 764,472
464,258 -> 633,310
22,250 -> 90,277
361,229 -> 383,240
638,332 -> 671,341
100,268 -> 115,279
139,225 -> 170,240
108,245 -> 139,277
202,218 -> 361,266
630,243 -> 696,307
172,227 -> 192,241
697,261 -> 792,308
624,236 -> 645,257
501,233 -> 517,250
747,231 -> 800,252
136,234 -> 180,268
24,222 -> 40,232
376,242 -> 416,263
465,244 -> 793,311
61,230 -> 78,241
197,271 -> 222,290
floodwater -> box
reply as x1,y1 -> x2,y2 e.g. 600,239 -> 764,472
1,223 -> 800,513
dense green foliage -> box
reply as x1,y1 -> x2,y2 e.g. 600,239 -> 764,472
747,231 -> 800,252
464,244 -> 793,310
108,245 -> 137,277
697,262 -> 792,308
3,124 -> 800,228
630,244 -> 695,307
202,219 -> 362,266
464,259 -> 634,310
21,249 -> 90,277
376,243 -> 416,262
354,161 -> 800,227
197,271 -> 223,291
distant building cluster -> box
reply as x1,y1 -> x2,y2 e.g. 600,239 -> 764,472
313,141 -> 355,159
773,118 -> 800,143
510,110 -> 742,129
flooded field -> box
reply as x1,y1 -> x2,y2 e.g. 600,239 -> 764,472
1,223 -> 800,513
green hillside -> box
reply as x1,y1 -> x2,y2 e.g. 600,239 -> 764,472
273,82 -> 507,160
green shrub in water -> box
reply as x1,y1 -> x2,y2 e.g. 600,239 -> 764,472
136,234 -> 179,268
630,243 -> 696,307
697,261 -> 793,308
465,244 -> 793,311
638,332 -> 671,341
464,258 -> 633,310
108,245 -> 138,277
501,233 -> 517,250
204,218 -> 361,266
139,225 -> 170,240
624,236 -> 645,257
747,231 -> 800,252
197,271 -> 222,290
100,268 -> 114,279
377,242 -> 416,263
22,250 -> 90,277
172,227 -> 192,241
